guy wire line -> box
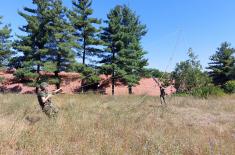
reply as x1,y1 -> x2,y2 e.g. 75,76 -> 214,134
159,29 -> 182,81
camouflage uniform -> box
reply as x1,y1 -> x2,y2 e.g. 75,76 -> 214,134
160,86 -> 166,104
152,78 -> 167,104
37,86 -> 59,118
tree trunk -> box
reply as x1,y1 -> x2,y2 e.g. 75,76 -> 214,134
112,50 -> 115,96
54,71 -> 61,89
128,85 -> 132,94
81,37 -> 86,93
82,45 -> 86,65
112,70 -> 115,95
35,64 -> 40,93
81,79 -> 85,93
55,55 -> 61,89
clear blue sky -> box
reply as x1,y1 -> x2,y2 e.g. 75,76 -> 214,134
1,0 -> 235,71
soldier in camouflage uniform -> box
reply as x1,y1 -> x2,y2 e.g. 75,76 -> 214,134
152,77 -> 167,104
37,82 -> 61,118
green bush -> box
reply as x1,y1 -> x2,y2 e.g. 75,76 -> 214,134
192,85 -> 225,98
223,80 -> 235,93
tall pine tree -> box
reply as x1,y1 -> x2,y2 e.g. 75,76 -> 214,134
207,42 -> 235,85
101,5 -> 148,95
14,0 -> 51,91
69,0 -> 102,92
0,16 -> 12,68
101,5 -> 124,95
117,6 -> 148,94
46,0 -> 77,89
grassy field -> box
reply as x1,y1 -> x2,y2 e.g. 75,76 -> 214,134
0,94 -> 235,155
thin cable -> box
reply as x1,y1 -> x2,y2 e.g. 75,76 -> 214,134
160,29 -> 182,80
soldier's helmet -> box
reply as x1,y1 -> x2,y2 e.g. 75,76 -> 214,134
40,82 -> 48,89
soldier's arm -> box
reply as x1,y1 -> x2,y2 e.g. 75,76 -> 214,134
52,88 -> 62,94
41,94 -> 53,103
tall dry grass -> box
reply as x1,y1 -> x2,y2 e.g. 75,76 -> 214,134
0,94 -> 234,155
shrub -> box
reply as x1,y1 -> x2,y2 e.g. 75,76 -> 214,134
223,80 -> 235,93
192,85 -> 225,98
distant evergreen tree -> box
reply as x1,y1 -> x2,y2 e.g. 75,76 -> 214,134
207,42 -> 235,85
13,0 -> 51,91
101,5 -> 148,95
69,0 -> 102,92
100,6 -> 122,95
14,0 -> 76,90
0,16 -> 12,68
46,0 -> 77,89
117,6 -> 148,94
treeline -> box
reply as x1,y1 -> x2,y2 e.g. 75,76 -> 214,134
172,44 -> 235,97
0,0 -> 234,96
0,0 -> 148,95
